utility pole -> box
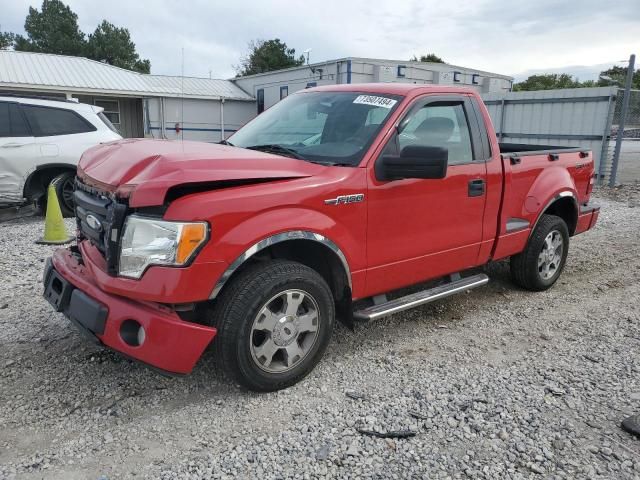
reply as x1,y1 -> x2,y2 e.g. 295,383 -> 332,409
609,53 -> 635,187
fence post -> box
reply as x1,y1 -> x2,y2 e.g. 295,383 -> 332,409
609,53 -> 636,187
598,91 -> 617,185
498,98 -> 506,140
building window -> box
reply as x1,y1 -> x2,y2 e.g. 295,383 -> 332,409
453,71 -> 462,83
94,98 -> 120,126
472,73 -> 480,85
280,86 -> 288,100
397,65 -> 406,78
257,89 -> 264,114
306,82 -> 317,89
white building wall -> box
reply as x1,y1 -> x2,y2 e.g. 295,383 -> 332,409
233,57 -> 513,111
145,97 -> 255,142
234,61 -> 340,115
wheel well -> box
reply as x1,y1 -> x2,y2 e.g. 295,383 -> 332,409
24,165 -> 76,204
543,197 -> 578,235
241,239 -> 350,300
219,239 -> 354,326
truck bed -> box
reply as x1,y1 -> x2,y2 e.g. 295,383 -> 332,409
498,142 -> 587,157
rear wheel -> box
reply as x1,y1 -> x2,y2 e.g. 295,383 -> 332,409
51,172 -> 76,217
510,214 -> 569,291
211,260 -> 335,391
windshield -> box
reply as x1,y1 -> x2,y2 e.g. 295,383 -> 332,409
229,91 -> 402,166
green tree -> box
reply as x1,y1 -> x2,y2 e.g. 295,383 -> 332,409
0,32 -> 16,50
411,53 -> 445,63
86,21 -> 150,73
3,0 -> 151,72
236,39 -> 305,76
14,0 -> 85,55
512,73 -> 582,91
597,65 -> 640,89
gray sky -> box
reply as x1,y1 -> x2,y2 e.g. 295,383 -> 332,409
2,0 -> 638,80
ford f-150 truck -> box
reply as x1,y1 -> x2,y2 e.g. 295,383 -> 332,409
43,84 -> 599,391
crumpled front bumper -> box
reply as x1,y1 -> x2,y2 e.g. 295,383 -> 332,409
43,248 -> 217,375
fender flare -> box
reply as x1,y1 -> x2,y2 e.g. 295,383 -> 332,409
209,230 -> 352,299
529,190 -> 578,236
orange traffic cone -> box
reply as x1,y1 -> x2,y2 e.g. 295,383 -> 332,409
36,180 -> 73,245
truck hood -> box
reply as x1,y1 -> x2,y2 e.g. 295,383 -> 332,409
78,139 -> 324,207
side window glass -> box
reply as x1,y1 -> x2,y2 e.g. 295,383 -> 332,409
0,103 -> 10,137
22,105 -> 96,137
398,103 -> 474,164
10,104 -> 31,137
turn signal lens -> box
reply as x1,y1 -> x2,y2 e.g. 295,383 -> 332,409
176,223 -> 207,264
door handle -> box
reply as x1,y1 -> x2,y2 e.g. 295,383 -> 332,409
1,142 -> 28,148
468,179 -> 485,197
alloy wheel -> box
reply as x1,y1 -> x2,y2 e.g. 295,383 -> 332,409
538,230 -> 563,280
250,289 -> 320,373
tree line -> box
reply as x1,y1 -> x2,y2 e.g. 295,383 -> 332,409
513,69 -> 640,91
0,0 -> 150,73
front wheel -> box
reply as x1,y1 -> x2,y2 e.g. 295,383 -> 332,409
211,260 -> 335,391
510,214 -> 569,291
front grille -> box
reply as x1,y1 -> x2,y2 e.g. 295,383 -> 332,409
74,179 -> 128,275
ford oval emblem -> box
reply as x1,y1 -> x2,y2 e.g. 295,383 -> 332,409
86,214 -> 102,232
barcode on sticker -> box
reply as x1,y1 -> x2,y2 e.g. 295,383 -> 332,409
353,95 -> 397,109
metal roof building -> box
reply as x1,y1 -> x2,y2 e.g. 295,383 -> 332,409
0,51 -> 255,140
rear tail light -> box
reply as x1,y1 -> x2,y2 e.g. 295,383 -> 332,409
587,174 -> 595,195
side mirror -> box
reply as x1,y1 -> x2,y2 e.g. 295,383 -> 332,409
376,145 -> 448,181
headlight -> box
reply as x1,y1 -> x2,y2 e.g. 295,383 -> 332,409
118,215 -> 208,279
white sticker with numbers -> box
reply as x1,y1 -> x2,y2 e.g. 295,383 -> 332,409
352,95 -> 397,109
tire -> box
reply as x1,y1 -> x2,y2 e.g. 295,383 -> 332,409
51,172 -> 76,217
510,214 -> 569,291
211,260 -> 335,392
621,414 -> 640,438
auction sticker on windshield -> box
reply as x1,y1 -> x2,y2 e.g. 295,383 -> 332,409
353,95 -> 398,109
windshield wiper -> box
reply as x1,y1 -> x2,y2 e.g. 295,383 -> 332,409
303,160 -> 352,167
245,144 -> 303,159
218,139 -> 234,146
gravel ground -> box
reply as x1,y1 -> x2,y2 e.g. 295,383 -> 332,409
1,185 -> 640,479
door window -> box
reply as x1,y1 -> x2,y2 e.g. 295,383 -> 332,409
399,103 -> 474,164
0,103 -> 31,137
0,103 -> 9,137
22,105 -> 96,136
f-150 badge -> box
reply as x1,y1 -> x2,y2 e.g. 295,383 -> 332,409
324,194 -> 365,205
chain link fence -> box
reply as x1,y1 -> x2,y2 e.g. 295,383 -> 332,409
600,88 -> 640,185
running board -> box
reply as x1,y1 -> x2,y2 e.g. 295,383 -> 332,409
353,273 -> 489,321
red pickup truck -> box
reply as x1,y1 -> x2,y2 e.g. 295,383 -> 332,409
43,84 -> 599,391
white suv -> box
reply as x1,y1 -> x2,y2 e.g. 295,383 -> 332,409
0,96 -> 122,216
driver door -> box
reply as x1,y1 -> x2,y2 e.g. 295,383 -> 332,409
365,95 -> 489,295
